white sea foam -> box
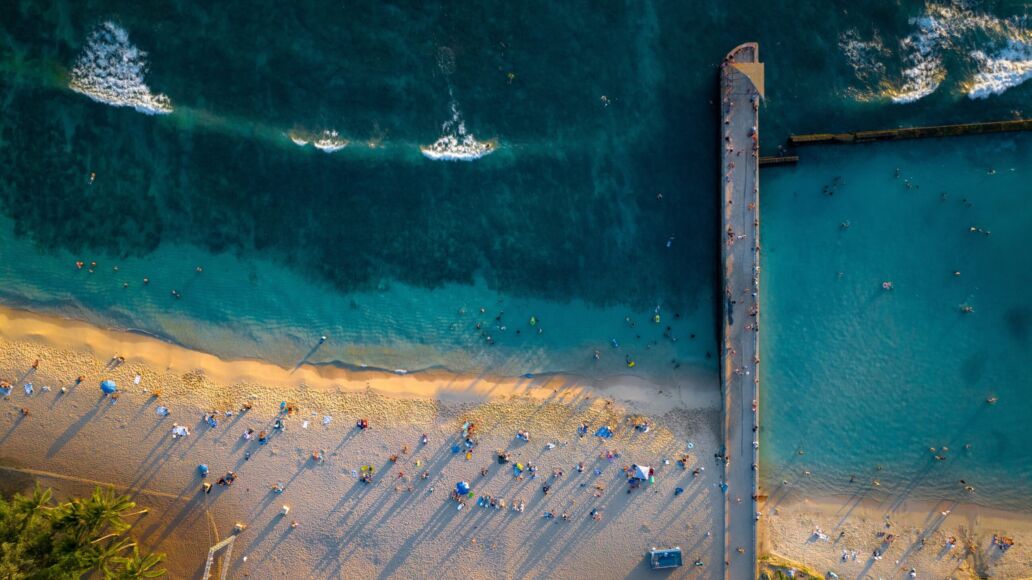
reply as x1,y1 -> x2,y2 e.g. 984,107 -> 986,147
312,130 -> 348,152
843,4 -> 1030,103
420,100 -> 495,161
68,22 -> 172,115
888,11 -> 950,103
288,129 -> 348,153
839,30 -> 888,82
967,40 -> 1032,99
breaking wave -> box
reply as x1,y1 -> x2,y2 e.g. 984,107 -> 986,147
288,129 -> 348,152
68,22 -> 173,115
420,99 -> 495,161
887,8 -> 954,103
967,40 -> 1032,99
842,4 -> 1031,103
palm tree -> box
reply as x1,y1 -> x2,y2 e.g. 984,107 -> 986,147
110,544 -> 166,578
54,487 -> 136,544
13,484 -> 53,533
15,484 -> 53,513
95,537 -> 136,577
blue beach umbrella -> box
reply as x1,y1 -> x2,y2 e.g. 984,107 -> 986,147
456,481 -> 470,495
100,379 -> 117,394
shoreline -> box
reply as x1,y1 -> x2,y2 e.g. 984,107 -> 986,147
0,304 -> 718,415
5,307 -> 1030,577
762,493 -> 1032,578
0,303 -> 724,578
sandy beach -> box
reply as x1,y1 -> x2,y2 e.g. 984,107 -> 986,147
0,306 -> 723,578
761,494 -> 1032,579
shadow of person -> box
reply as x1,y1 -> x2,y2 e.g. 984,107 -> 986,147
291,340 -> 326,373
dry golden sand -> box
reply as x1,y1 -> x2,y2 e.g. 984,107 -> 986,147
0,306 -> 723,578
762,495 -> 1032,579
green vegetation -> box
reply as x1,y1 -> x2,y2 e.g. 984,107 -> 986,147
0,485 -> 165,578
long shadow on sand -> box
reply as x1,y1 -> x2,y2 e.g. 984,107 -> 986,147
46,396 -> 106,457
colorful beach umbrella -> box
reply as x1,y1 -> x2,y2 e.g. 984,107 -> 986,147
100,379 -> 117,394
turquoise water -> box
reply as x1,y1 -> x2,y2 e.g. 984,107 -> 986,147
761,133 -> 1032,509
0,1 -> 1031,502
0,215 -> 709,378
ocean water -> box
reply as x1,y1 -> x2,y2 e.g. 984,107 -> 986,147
0,1 -> 1030,501
761,133 -> 1032,509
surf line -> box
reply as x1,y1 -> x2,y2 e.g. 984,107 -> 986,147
0,23 -> 485,162
419,46 -> 497,161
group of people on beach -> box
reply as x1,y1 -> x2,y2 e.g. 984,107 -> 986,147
4,339 -> 711,570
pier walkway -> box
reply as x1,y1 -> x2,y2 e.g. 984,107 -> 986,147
719,43 -> 762,580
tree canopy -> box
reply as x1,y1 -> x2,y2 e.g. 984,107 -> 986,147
0,485 -> 166,578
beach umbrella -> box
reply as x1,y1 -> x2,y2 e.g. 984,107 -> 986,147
100,379 -> 117,394
633,464 -> 650,480
456,481 -> 470,495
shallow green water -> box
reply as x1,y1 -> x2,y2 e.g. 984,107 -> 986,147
761,133 -> 1032,508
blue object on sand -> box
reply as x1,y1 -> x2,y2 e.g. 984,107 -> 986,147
100,379 -> 117,394
451,444 -> 461,454
595,426 -> 613,438
456,481 -> 470,495
649,547 -> 683,570
198,464 -> 209,477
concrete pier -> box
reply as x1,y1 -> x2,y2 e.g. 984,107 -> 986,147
719,43 -> 762,580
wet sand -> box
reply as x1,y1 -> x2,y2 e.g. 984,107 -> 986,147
0,305 -> 723,578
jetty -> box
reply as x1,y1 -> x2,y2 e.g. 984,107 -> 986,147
758,155 -> 798,167
789,118 -> 1032,146
719,43 -> 762,580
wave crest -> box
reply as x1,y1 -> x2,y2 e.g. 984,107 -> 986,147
967,40 -> 1032,99
842,4 -> 1030,103
421,100 -> 495,161
887,10 -> 952,103
68,22 -> 173,115
288,129 -> 348,153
